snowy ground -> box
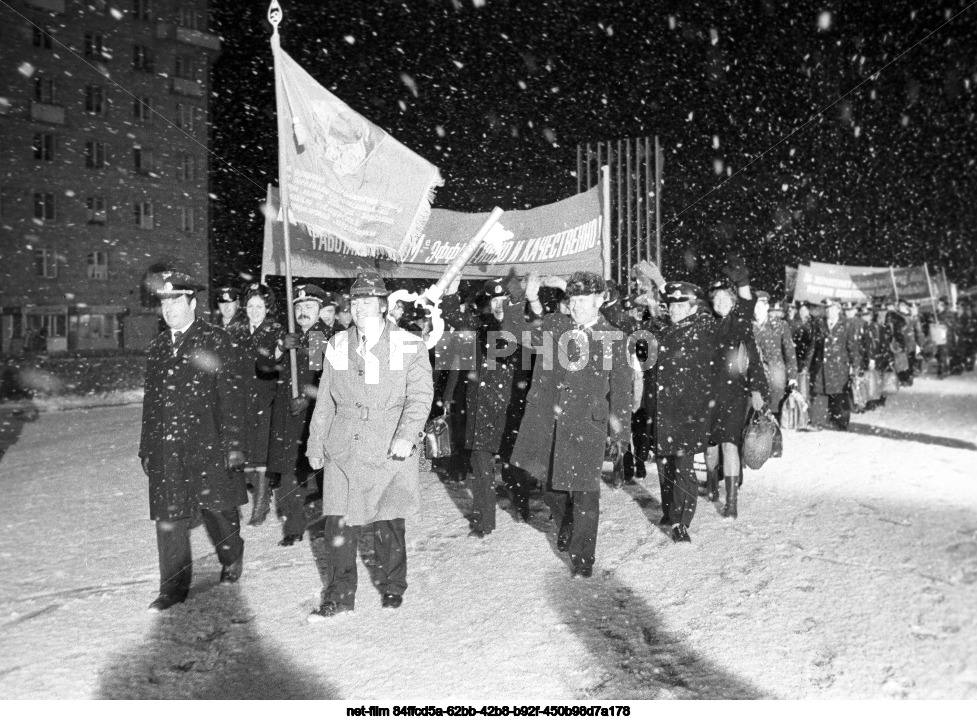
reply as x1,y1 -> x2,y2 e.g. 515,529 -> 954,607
1,374 -> 976,700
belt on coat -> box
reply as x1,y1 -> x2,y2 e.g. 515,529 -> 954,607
335,404 -> 403,421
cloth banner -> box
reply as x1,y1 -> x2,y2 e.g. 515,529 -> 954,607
273,39 -> 442,258
793,262 -> 935,304
262,185 -> 604,280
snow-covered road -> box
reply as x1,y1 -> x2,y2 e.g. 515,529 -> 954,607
1,376 -> 975,699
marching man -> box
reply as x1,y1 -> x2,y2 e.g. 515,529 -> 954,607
305,272 -> 433,620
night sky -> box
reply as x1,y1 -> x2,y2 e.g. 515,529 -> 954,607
210,0 -> 977,294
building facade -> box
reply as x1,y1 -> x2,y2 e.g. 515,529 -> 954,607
0,0 -> 220,352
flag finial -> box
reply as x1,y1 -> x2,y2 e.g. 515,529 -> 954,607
268,0 -> 283,33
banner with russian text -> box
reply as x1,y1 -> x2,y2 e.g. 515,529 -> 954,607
793,262 -> 934,303
262,185 -> 604,280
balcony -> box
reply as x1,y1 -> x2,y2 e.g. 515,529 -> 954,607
25,0 -> 65,13
171,77 -> 204,98
176,27 -> 221,51
31,101 -> 65,125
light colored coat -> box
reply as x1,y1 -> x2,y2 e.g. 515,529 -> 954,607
306,324 -> 433,525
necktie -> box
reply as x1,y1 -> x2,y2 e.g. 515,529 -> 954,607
172,330 -> 184,356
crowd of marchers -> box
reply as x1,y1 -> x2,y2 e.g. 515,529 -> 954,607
136,260 -> 977,621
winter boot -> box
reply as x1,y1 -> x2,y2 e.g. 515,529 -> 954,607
248,473 -> 272,526
723,476 -> 739,518
705,467 -> 720,502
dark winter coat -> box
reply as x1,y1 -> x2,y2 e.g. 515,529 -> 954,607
654,308 -> 717,457
790,318 -> 816,371
509,306 -> 632,492
806,317 -> 859,395
139,319 -> 246,521
265,319 -> 334,475
231,319 -> 284,467
441,293 -> 531,456
709,298 -> 769,445
753,317 -> 798,408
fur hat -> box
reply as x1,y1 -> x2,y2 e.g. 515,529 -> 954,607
565,271 -> 605,298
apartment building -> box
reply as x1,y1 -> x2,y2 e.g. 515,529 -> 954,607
0,0 -> 220,352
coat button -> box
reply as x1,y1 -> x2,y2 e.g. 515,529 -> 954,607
358,370 -> 364,376
355,402 -> 362,407
353,434 -> 360,440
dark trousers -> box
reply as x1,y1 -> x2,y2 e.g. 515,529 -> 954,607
936,345 -> 950,378
657,454 -> 697,528
276,471 -> 312,536
623,408 -> 650,478
311,515 -> 407,608
469,450 -> 498,532
544,488 -> 599,570
155,507 -> 242,598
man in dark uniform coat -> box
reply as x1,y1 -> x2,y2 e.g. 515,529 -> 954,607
803,298 -> 859,431
653,281 -> 717,542
441,276 -> 534,537
509,271 -> 632,578
215,285 -> 248,332
139,271 -> 247,613
264,284 -> 332,546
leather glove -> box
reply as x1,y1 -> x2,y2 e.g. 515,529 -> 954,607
140,456 -> 149,476
605,439 -> 628,464
226,450 -> 246,471
388,438 -> 415,460
722,254 -> 750,288
288,396 -> 310,416
787,379 -> 798,392
281,332 -> 303,350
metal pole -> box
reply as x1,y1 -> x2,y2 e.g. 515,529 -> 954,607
635,139 -> 643,265
586,143 -> 593,192
596,142 -> 603,194
601,165 -> 612,280
576,144 -> 582,195
644,136 -> 652,263
923,262 -> 937,315
889,266 -> 900,303
269,0 -> 299,398
616,139 -> 623,286
626,138 -> 633,283
654,135 -> 662,269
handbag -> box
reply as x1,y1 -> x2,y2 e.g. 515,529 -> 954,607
743,407 -> 780,470
893,349 -> 909,373
865,369 -> 882,401
849,374 -> 867,413
881,371 -> 899,394
779,389 -> 809,430
797,368 -> 810,400
423,415 -> 453,460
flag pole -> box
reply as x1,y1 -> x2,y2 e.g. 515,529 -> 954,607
654,135 -> 662,269
269,0 -> 299,398
601,164 -> 611,280
889,266 -> 899,303
923,262 -> 937,316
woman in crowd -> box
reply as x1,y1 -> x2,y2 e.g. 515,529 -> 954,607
703,274 -> 768,518
235,283 -> 284,526
752,291 -> 798,417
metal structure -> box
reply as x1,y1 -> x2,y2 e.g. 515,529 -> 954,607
577,136 -> 662,287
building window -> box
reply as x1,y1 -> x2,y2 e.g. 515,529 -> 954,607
176,103 -> 195,131
34,76 -> 57,104
133,146 -> 154,173
34,249 -> 58,278
87,251 -> 109,280
33,192 -> 56,221
86,196 -> 107,224
132,0 -> 152,21
33,26 -> 53,49
134,201 -> 154,229
133,44 -> 154,73
177,6 -> 205,30
132,95 -> 153,123
179,206 -> 195,232
84,32 -> 108,60
178,154 -> 196,182
85,141 -> 107,169
33,133 -> 56,161
174,54 -> 194,80
85,85 -> 107,115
